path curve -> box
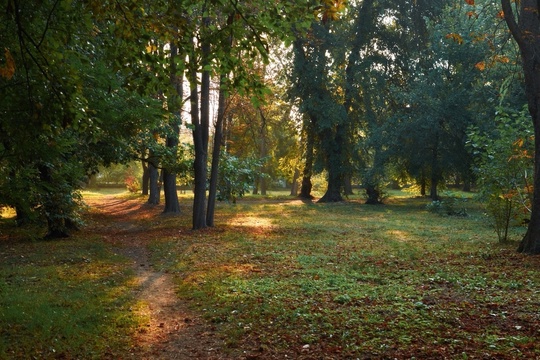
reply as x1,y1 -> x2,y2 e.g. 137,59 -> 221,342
86,195 -> 230,359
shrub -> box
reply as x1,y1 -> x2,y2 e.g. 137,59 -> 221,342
468,106 -> 533,242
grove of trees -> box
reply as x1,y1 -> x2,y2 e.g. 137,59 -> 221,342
1,0 -> 539,252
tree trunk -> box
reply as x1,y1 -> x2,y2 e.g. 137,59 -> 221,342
429,137 -> 440,201
191,22 -> 211,230
420,176 -> 426,196
343,174 -> 353,196
318,169 -> 343,202
365,184 -> 381,205
299,118 -> 315,200
207,74 -> 228,226
430,179 -> 439,201
141,159 -> 149,196
147,158 -> 160,205
258,108 -> 268,196
290,168 -> 300,196
318,124 -> 345,203
163,43 -> 182,214
501,0 -> 540,253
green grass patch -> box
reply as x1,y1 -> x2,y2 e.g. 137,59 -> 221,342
0,235 -> 139,359
149,193 -> 540,358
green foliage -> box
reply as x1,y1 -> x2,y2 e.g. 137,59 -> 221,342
217,153 -> 263,203
468,105 -> 533,242
426,196 -> 469,217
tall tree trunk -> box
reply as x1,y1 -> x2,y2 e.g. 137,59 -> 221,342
191,22 -> 211,230
163,43 -> 182,214
141,159 -> 149,196
430,137 -> 440,201
364,184 -> 381,205
299,119 -> 314,200
147,156 -> 160,205
258,107 -> 268,196
319,170 -> 343,202
343,174 -> 353,196
318,124 -> 345,203
420,171 -> 427,196
207,74 -> 228,226
163,126 -> 180,213
290,168 -> 300,196
501,0 -> 540,253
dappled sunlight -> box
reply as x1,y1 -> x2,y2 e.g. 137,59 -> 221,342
229,215 -> 274,229
387,229 -> 414,243
0,206 -> 16,219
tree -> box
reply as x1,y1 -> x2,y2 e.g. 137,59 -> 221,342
185,0 -> 313,228
0,0 -> 166,237
291,1 -> 349,203
499,0 -> 540,253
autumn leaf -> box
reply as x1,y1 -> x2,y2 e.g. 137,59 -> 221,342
445,33 -> 463,44
495,55 -> 510,63
0,48 -> 15,80
475,61 -> 486,71
319,0 -> 347,23
465,0 -> 475,5
146,43 -> 158,53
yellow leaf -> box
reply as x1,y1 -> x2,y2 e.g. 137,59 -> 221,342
0,48 -> 15,80
146,43 -> 157,53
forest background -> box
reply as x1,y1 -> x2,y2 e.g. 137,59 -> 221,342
0,0 -> 538,245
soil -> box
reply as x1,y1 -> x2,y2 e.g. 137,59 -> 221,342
85,195 -> 231,360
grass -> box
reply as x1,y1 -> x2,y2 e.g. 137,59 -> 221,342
0,230 -> 140,358
2,189 -> 540,358
149,193 -> 539,358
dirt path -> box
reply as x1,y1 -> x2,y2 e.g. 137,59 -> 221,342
86,196 -> 230,359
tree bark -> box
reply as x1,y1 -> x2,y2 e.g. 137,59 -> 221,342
207,74 -> 228,226
147,157 -> 160,205
163,43 -> 182,214
258,107 -> 269,196
501,0 -> 540,253
299,119 -> 315,200
191,21 -> 210,229
318,124 -> 345,203
365,184 -> 381,205
290,168 -> 300,196
141,159 -> 149,196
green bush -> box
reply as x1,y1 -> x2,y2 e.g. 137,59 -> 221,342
468,106 -> 533,242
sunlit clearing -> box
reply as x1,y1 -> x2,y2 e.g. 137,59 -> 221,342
388,229 -> 412,242
230,216 -> 274,229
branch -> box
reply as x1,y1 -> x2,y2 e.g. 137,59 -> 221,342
501,0 -> 524,47
38,0 -> 61,48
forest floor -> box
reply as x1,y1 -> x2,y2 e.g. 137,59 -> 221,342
85,194 -> 232,359
3,190 -> 540,359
